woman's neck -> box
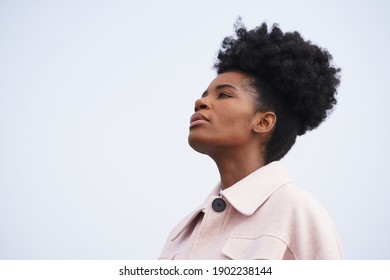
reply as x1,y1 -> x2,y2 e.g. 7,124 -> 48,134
211,146 -> 266,189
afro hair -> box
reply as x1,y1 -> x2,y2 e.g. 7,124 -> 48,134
214,19 -> 340,163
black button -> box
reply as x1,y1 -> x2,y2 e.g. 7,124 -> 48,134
212,198 -> 226,212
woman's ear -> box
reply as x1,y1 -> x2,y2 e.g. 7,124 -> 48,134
253,112 -> 276,134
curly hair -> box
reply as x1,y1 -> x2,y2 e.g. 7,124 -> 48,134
214,20 -> 341,163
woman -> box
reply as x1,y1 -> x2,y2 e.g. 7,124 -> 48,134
159,21 -> 342,260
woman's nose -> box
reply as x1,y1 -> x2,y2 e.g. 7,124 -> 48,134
194,98 -> 211,112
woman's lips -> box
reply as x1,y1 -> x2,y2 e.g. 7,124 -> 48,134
190,112 -> 209,128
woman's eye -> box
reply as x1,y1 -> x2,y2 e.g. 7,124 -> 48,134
218,93 -> 231,98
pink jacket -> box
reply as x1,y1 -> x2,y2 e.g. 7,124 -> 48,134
159,161 -> 342,260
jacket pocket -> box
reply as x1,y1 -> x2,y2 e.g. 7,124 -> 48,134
221,235 -> 293,260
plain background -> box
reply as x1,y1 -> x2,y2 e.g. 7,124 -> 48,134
1,0 -> 389,259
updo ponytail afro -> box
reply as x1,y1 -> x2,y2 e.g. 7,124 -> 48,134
214,19 -> 340,163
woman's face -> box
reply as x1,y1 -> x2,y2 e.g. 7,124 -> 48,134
188,71 -> 261,155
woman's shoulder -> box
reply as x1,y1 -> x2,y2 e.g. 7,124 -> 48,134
257,182 -> 343,259
268,182 -> 330,215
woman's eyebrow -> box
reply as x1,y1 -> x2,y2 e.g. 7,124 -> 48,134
201,84 -> 238,98
215,84 -> 238,91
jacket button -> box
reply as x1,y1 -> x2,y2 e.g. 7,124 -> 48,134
212,198 -> 226,212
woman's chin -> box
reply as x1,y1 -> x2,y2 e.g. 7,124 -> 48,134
188,134 -> 211,155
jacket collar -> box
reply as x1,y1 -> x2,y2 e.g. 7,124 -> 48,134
221,161 -> 292,216
170,161 -> 292,240
170,186 -> 220,241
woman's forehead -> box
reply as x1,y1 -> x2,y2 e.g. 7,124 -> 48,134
208,71 -> 252,89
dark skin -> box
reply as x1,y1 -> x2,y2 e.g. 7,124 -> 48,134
188,72 -> 276,189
